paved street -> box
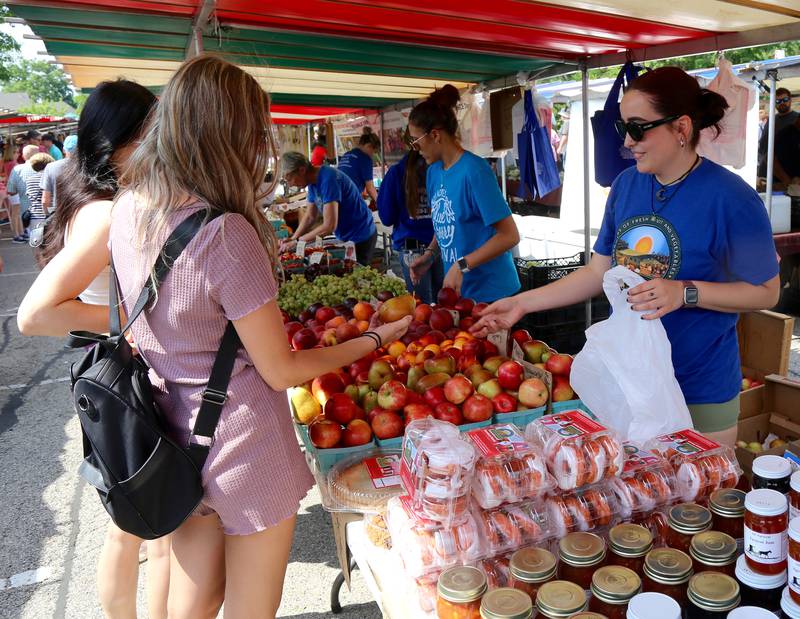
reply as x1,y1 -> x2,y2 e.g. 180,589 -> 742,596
1,231 -> 799,619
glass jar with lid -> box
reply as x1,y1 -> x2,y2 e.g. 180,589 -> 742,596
689,531 -> 738,578
789,516 -> 800,604
727,606 -> 780,619
607,524 -> 653,578
588,566 -> 641,619
641,547 -> 693,607
535,581 -> 587,619
666,503 -> 712,554
782,586 -> 800,619
558,532 -> 607,591
686,572 -> 740,618
569,614 -> 607,619
709,488 -> 745,555
437,566 -> 487,619
744,488 -> 788,575
478,587 -> 532,619
508,547 -> 556,602
625,592 -> 681,619
752,455 -> 792,495
735,553 -> 785,612
790,471 -> 800,521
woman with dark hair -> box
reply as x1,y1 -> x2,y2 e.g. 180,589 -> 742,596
377,142 -> 443,303
17,80 -> 168,619
338,126 -> 381,202
407,84 -> 521,303
473,67 -> 780,447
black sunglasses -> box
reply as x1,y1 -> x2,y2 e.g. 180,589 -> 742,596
777,96 -> 791,104
614,115 -> 679,142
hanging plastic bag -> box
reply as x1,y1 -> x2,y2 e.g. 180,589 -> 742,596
570,266 -> 693,444
591,62 -> 642,187
517,89 -> 561,199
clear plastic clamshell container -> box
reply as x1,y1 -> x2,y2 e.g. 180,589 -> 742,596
465,423 -> 555,509
644,429 -> 741,503
400,418 -> 478,526
473,498 -> 552,556
385,496 -> 486,579
411,571 -> 440,614
525,410 -> 624,492
480,553 -> 512,589
326,448 -> 404,513
545,482 -> 620,538
609,442 -> 678,519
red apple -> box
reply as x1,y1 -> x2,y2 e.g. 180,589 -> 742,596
444,375 -> 474,405
349,356 -> 373,379
292,328 -> 318,350
552,377 -> 575,402
518,377 -> 549,408
311,372 -> 345,406
454,297 -> 475,317
351,405 -> 367,421
335,322 -> 361,343
309,418 -> 343,449
324,392 -> 358,425
497,360 -> 525,390
405,391 -> 426,405
458,355 -> 481,375
284,321 -> 304,339
462,394 -> 493,422
471,302 -> 489,318
377,380 -> 408,410
512,329 -> 532,346
521,340 -> 548,364
429,308 -> 455,332
342,419 -> 373,446
458,316 -> 475,331
481,340 -> 499,359
483,355 -> 510,375
426,330 -> 446,345
437,287 -> 459,308
344,384 -> 360,403
445,328 -> 460,340
368,359 -> 395,390
404,403 -> 434,425
423,386 -> 447,408
492,392 -> 518,413
414,303 -> 433,323
434,402 -> 464,425
415,372 -> 451,394
476,378 -> 503,400
367,405 -> 386,422
315,306 -> 336,324
298,310 -> 314,324
371,410 -> 404,439
545,353 -> 574,377
424,355 -> 456,376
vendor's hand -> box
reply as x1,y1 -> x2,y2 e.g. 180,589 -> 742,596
443,263 -> 463,296
409,252 -> 432,285
279,238 -> 297,254
627,278 -> 685,320
470,296 -> 524,337
372,315 -> 413,347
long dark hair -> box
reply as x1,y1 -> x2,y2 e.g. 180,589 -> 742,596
41,80 -> 156,265
408,84 -> 460,136
358,126 -> 380,149
627,67 -> 728,148
404,148 -> 426,219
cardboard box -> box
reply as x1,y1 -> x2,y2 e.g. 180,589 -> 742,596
737,310 -> 795,419
736,374 -> 800,479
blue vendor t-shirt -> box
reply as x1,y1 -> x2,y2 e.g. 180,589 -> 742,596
427,151 -> 520,303
308,165 -> 376,244
337,148 -> 373,194
594,158 -> 779,405
377,153 -> 434,250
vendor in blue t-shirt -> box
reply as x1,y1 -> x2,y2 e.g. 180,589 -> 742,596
338,127 -> 380,203
281,151 -> 377,265
473,67 -> 780,448
406,84 -> 521,303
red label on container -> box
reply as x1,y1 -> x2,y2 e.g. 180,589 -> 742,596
652,429 -> 720,456
467,424 -> 528,457
364,454 -> 401,489
622,441 -> 663,473
398,495 -> 436,527
539,410 -> 605,437
399,439 -> 421,498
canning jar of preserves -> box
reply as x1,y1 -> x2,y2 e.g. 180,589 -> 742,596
437,566 -> 487,619
478,587 -> 532,619
734,554 -> 785,613
641,547 -> 693,607
558,532 -> 606,591
709,488 -> 745,555
607,524 -> 653,579
752,455 -> 792,495
783,586 -> 800,619
689,531 -> 738,578
625,592 -> 681,619
588,566 -> 641,619
791,472 -> 800,521
789,517 -> 800,605
508,548 -> 556,603
685,572 -> 740,618
744,488 -> 788,575
535,581 -> 587,618
666,503 -> 712,554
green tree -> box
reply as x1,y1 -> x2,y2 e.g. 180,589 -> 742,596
2,58 -> 75,106
18,100 -> 73,116
0,6 -> 21,82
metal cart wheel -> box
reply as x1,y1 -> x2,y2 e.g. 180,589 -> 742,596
330,558 -> 358,614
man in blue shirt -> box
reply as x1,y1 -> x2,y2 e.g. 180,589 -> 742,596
337,127 -> 380,203
281,151 -> 377,265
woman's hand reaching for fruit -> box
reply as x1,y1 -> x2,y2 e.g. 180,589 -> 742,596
470,296 -> 525,338
370,315 -> 413,348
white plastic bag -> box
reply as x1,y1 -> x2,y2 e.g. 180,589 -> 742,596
570,266 -> 693,443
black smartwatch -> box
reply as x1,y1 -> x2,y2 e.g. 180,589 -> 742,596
682,281 -> 699,307
457,257 -> 470,274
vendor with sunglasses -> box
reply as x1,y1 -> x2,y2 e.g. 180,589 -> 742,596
472,67 -> 779,448
757,87 -> 797,183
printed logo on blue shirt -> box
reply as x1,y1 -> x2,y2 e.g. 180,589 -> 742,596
613,214 -> 681,280
431,186 -> 457,261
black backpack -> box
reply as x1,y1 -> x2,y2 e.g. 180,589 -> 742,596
67,210 -> 240,539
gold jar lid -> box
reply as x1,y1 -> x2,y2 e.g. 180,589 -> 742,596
643,548 -> 693,585
709,488 -> 746,518
510,548 -> 557,583
668,503 -> 712,535
689,531 -> 737,566
570,614 -> 608,619
535,581 -> 587,618
480,587 -> 533,619
608,524 -> 654,558
590,566 -> 642,604
687,572 -> 740,612
558,532 -> 606,567
438,566 -> 488,603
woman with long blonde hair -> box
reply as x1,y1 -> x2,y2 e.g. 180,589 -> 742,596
110,55 -> 410,618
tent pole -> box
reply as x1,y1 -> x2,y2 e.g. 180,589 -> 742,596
501,155 -> 507,200
307,123 -> 312,160
379,112 -> 385,177
765,69 -> 777,219
581,60 -> 592,329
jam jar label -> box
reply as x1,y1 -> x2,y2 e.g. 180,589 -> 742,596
790,555 -> 800,594
467,424 -> 528,457
539,410 -> 605,437
364,454 -> 401,489
744,527 -> 788,564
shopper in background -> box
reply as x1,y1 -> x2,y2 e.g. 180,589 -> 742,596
338,126 -> 380,203
6,144 -> 40,243
774,114 -> 800,187
40,134 -> 77,213
17,80 -> 167,619
758,87 -> 797,181
407,84 -> 520,303
377,143 -> 443,303
281,150 -> 378,265
41,133 -> 63,161
24,152 -> 54,221
310,137 -> 328,166
473,67 -> 780,448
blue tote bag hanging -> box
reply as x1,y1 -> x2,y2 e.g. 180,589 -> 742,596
517,89 -> 561,199
591,62 -> 642,187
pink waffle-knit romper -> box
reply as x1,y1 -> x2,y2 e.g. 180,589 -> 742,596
110,193 -> 313,535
